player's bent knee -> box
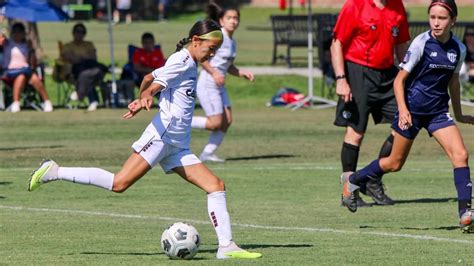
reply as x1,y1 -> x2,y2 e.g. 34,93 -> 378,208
207,123 -> 221,131
345,130 -> 364,145
112,175 -> 131,193
208,179 -> 225,192
386,160 -> 404,172
451,149 -> 469,166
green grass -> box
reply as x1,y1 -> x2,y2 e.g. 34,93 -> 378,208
1,75 -> 474,264
31,5 -> 474,67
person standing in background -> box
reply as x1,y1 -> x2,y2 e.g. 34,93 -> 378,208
331,0 -> 410,207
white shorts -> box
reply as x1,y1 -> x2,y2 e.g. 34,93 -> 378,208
197,78 -> 231,116
131,124 -> 201,173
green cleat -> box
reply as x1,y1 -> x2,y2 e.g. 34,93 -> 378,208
216,242 -> 262,259
28,160 -> 59,191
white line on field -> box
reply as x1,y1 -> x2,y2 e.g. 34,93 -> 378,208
1,205 -> 473,245
0,165 -> 452,172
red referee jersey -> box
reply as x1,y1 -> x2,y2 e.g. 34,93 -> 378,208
333,0 -> 410,69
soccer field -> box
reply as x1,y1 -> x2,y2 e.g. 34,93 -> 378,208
1,75 -> 474,264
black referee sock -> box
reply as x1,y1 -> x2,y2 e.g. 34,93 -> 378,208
341,142 -> 360,172
378,134 -> 394,158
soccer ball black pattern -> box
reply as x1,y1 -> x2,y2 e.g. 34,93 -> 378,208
160,222 -> 200,259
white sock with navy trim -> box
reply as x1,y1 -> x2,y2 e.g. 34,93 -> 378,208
207,191 -> 232,247
58,167 -> 114,191
203,131 -> 225,154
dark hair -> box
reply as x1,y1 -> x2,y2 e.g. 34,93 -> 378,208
175,19 -> 221,52
11,23 -> 26,33
141,32 -> 155,42
206,1 -> 240,26
428,0 -> 458,18
72,23 -> 87,34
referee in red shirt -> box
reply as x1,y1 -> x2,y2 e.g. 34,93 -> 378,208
331,0 -> 410,206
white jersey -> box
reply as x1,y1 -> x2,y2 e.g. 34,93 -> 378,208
198,28 -> 236,83
151,48 -> 197,149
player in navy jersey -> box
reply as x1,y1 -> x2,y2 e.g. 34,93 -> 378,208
340,0 -> 474,233
27,19 -> 262,259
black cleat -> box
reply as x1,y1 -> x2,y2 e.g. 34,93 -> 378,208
365,178 -> 394,205
356,195 -> 372,208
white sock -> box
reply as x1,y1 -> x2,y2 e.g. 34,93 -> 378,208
207,191 -> 232,247
203,131 -> 225,154
191,116 -> 207,129
58,167 -> 114,191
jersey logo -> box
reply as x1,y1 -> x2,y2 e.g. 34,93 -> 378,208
402,51 -> 411,63
391,26 -> 399,37
186,88 -> 196,98
430,51 -> 437,57
183,55 -> 190,64
447,49 -> 457,63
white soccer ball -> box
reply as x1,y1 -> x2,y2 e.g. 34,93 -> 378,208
160,222 -> 201,259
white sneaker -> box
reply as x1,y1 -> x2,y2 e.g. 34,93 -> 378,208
200,152 -> 225,163
10,101 -> 20,113
87,101 -> 98,112
69,91 -> 78,101
43,100 -> 53,112
28,159 -> 59,191
216,241 -> 262,259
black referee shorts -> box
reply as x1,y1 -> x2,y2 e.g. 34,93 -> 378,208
334,61 -> 398,133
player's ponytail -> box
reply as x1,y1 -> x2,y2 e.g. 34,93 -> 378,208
429,0 -> 458,18
206,2 -> 223,23
175,38 -> 190,52
175,19 -> 221,52
206,1 -> 240,26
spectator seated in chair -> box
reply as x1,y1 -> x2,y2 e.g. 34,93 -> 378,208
1,23 -> 53,113
462,26 -> 474,82
119,32 -> 165,105
60,23 -> 108,111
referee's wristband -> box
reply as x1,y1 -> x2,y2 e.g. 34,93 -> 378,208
335,74 -> 346,80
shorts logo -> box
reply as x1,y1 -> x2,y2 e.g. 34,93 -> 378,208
391,26 -> 399,37
446,112 -> 453,121
142,141 -> 153,152
447,49 -> 457,63
342,110 -> 352,119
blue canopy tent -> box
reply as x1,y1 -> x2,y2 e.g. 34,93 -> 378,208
0,0 -> 69,22
0,0 -> 120,107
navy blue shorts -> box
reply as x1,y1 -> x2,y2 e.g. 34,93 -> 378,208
392,112 -> 456,139
5,67 -> 32,79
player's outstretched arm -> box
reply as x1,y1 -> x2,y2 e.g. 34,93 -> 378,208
202,60 -> 225,86
123,75 -> 163,119
449,74 -> 474,125
228,64 -> 254,81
